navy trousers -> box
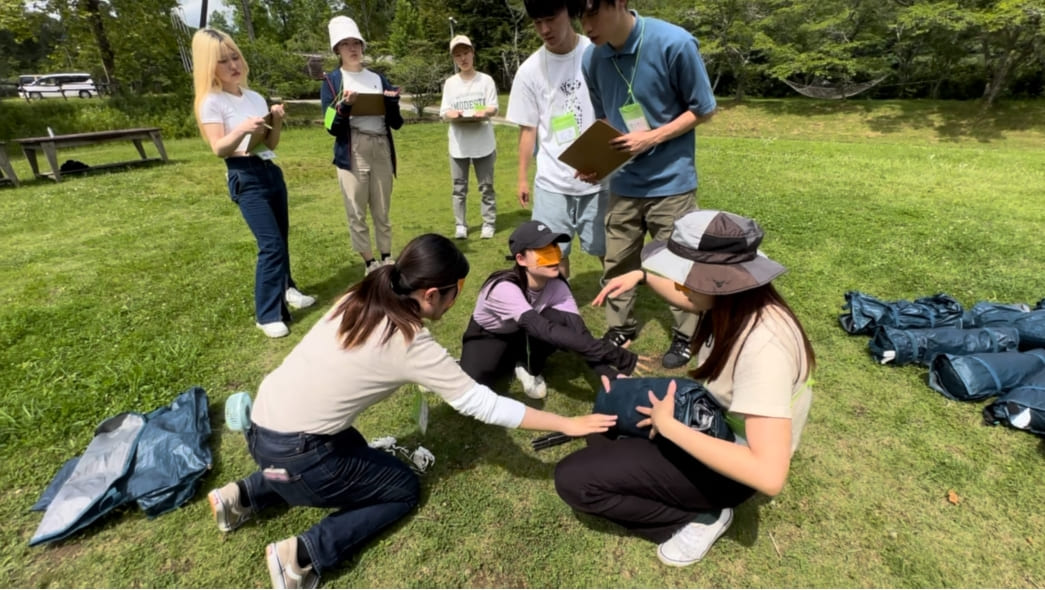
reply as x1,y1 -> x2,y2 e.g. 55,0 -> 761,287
226,157 -> 296,324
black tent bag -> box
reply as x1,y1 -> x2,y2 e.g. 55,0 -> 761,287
928,350 -> 1045,401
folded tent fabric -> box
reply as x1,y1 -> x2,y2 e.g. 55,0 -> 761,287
125,387 -> 212,517
593,377 -> 734,441
839,291 -> 964,335
29,387 -> 212,545
928,349 -> 1045,401
983,366 -> 1045,436
30,412 -> 146,546
1012,311 -> 1045,350
868,325 -> 1020,366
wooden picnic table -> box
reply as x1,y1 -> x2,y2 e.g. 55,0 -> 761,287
0,142 -> 19,187
13,127 -> 169,182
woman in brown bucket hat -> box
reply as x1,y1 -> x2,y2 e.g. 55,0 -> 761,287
554,209 -> 816,567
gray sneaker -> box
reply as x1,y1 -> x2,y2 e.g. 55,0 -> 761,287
657,508 -> 733,567
208,481 -> 253,533
266,537 -> 319,589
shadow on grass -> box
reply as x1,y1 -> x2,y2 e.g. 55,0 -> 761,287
717,98 -> 1041,144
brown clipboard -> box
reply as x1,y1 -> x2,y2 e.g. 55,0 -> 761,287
348,93 -> 386,116
557,119 -> 631,182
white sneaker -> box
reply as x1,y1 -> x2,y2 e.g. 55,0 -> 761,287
266,537 -> 319,589
365,260 -> 382,275
284,287 -> 315,310
256,321 -> 289,338
381,257 -> 395,266
515,365 -> 547,399
455,225 -> 467,239
480,224 -> 495,239
657,508 -> 734,567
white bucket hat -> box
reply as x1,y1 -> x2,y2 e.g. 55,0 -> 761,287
329,16 -> 366,53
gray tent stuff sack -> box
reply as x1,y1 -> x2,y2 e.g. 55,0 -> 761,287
928,349 -> 1045,401
868,325 -> 1020,366
984,366 -> 1045,437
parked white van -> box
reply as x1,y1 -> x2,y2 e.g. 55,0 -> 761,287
21,73 -> 98,99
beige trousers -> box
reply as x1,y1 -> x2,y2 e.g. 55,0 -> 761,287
336,132 -> 393,256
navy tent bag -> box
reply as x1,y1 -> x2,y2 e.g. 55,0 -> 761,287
928,350 -> 1045,401
839,291 -> 963,336
984,366 -> 1045,437
869,325 -> 1019,366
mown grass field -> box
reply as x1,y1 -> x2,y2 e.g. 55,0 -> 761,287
2,98 -> 1044,588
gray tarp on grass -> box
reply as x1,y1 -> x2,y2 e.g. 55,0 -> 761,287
29,387 -> 211,546
928,350 -> 1045,401
868,325 -> 1019,366
984,366 -> 1045,436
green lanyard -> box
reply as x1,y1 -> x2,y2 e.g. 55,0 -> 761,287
610,17 -> 646,105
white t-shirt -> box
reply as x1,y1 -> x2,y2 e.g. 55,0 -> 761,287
506,36 -> 600,195
439,72 -> 498,159
340,68 -> 387,136
199,88 -> 276,160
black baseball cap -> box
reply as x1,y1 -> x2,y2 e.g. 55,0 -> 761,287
507,220 -> 570,257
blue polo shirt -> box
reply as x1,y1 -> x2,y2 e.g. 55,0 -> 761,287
582,12 -> 716,198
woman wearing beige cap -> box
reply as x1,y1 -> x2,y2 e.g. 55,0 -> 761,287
321,16 -> 404,275
555,209 -> 816,567
439,34 -> 500,240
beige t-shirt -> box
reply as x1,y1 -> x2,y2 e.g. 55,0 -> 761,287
251,311 -> 474,435
695,305 -> 812,455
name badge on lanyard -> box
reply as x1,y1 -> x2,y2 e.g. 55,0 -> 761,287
618,102 -> 650,133
551,111 -> 579,144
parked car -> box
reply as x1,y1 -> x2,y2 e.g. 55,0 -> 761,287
21,73 -> 98,99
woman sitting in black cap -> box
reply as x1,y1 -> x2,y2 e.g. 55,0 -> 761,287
460,220 -> 638,399
554,209 -> 815,567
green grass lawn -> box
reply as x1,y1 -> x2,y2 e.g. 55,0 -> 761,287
2,98 -> 1045,588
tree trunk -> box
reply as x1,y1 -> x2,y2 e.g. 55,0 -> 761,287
82,0 -> 116,91
240,0 -> 255,41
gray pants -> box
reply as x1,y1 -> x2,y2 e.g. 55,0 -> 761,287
450,152 -> 497,228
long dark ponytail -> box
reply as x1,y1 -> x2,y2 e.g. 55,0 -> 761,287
333,234 -> 469,348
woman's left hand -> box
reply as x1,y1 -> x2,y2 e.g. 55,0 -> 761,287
635,379 -> 680,439
269,104 -> 285,120
560,413 -> 617,437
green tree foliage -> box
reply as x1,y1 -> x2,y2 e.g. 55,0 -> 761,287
386,48 -> 453,118
388,0 -> 422,58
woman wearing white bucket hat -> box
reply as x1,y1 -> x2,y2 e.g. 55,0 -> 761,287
555,209 -> 816,567
321,16 -> 404,275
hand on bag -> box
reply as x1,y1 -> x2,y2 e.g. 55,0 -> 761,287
635,379 -> 678,439
560,413 -> 617,437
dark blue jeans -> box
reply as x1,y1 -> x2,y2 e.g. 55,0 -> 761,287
226,157 -> 296,324
242,424 -> 420,575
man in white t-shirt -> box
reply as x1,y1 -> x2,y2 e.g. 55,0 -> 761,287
439,35 -> 500,240
506,0 -> 607,280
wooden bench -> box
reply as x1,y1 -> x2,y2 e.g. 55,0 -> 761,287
0,142 -> 19,187
14,127 -> 169,182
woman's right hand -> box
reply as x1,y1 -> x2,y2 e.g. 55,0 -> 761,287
592,270 -> 645,306
341,89 -> 357,105
236,116 -> 267,135
560,413 -> 617,437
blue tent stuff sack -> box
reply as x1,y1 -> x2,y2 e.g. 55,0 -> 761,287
29,387 -> 212,546
928,350 -> 1045,402
983,366 -> 1045,437
868,325 -> 1019,366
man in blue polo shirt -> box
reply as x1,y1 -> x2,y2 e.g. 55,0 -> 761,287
579,0 -> 716,368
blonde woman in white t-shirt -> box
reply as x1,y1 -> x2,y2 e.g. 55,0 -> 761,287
191,29 -> 315,339
439,35 -> 500,239
557,209 -> 816,567
205,233 -> 616,588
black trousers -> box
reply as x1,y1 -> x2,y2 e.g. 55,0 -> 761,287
459,317 -> 557,387
554,434 -> 756,543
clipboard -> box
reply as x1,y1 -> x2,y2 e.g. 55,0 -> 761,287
557,119 -> 632,182
348,92 -> 386,116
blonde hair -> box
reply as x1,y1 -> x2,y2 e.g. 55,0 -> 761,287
191,28 -> 250,137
